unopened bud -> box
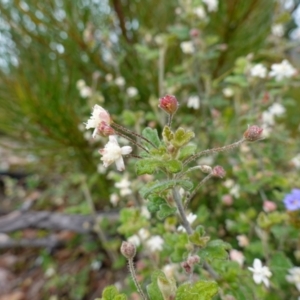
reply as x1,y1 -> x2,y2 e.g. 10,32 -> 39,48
243,125 -> 263,142
97,121 -> 115,137
181,261 -> 192,274
187,255 -> 200,266
120,241 -> 136,259
212,165 -> 226,178
158,95 -> 179,115
200,165 -> 212,174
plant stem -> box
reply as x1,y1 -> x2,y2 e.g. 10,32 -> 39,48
115,129 -> 149,153
128,258 -> 148,300
112,122 -> 157,149
184,173 -> 213,209
183,138 -> 245,166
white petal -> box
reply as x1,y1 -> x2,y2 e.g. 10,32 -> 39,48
115,157 -> 125,171
121,146 -> 133,155
253,259 -> 262,269
92,127 -> 98,138
109,135 -> 119,144
253,274 -> 263,284
296,283 -> 300,292
262,277 -> 270,288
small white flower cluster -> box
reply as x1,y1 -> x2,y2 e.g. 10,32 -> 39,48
249,60 -> 297,81
180,41 -> 194,54
85,105 -> 132,171
223,179 -> 240,199
115,177 -> 132,196
127,228 -> 164,252
203,0 -> 218,12
261,102 -> 286,137
76,79 -> 92,98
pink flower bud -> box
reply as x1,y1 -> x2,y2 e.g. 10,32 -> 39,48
243,125 -> 263,142
97,121 -> 115,137
158,95 -> 179,114
181,261 -> 192,274
222,194 -> 233,206
212,165 -> 226,178
190,29 -> 199,37
120,241 -> 136,259
263,200 -> 277,213
187,255 -> 200,266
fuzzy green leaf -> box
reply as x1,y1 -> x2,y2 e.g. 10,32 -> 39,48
147,195 -> 166,213
135,158 -> 182,175
178,144 -> 197,160
172,127 -> 195,148
175,281 -> 218,300
99,285 -> 128,300
198,240 -> 231,263
157,204 -> 177,220
162,125 -> 174,143
142,127 -> 161,148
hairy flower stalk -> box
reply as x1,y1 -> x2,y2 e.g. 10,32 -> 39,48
183,138 -> 246,166
112,122 -> 157,149
121,242 -> 148,300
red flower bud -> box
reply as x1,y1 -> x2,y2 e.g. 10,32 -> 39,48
120,241 -> 136,259
212,166 -> 226,178
97,121 -> 115,137
158,95 -> 179,114
243,125 -> 263,142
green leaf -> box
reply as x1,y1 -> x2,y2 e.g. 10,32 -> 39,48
157,204 -> 177,220
147,270 -> 165,300
198,240 -> 231,263
189,233 -> 210,247
140,180 -> 193,199
178,144 -> 197,160
147,195 -> 166,213
163,159 -> 182,173
142,127 -> 161,148
162,126 -> 174,143
175,281 -> 218,300
173,127 -> 195,148
99,285 -> 128,300
135,158 -> 182,175
135,158 -> 162,175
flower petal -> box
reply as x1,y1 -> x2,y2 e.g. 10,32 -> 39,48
115,157 -> 125,171
121,146 -> 133,155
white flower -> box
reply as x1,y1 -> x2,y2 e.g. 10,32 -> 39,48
268,103 -> 285,116
180,41 -> 194,54
203,0 -> 218,12
80,86 -> 92,98
286,267 -> 300,291
138,228 -> 150,240
271,24 -> 284,37
229,249 -> 245,266
110,193 -> 120,206
76,79 -> 86,89
45,267 -> 56,278
291,154 -> 300,169
262,110 -> 275,126
146,235 -> 164,252
115,177 -> 132,196
178,213 -> 197,232
187,95 -> 200,109
99,135 -> 132,171
194,6 -> 206,19
229,184 -> 240,198
250,64 -> 267,78
115,76 -> 125,87
85,105 -> 111,138
248,258 -> 272,287
163,264 -> 179,277
126,87 -> 138,97
128,235 -> 141,247
223,87 -> 234,98
269,60 -> 297,81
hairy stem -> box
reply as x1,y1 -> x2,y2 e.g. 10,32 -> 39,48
184,173 -> 213,209
128,258 -> 148,300
115,129 -> 149,153
112,122 -> 157,149
183,138 -> 245,166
